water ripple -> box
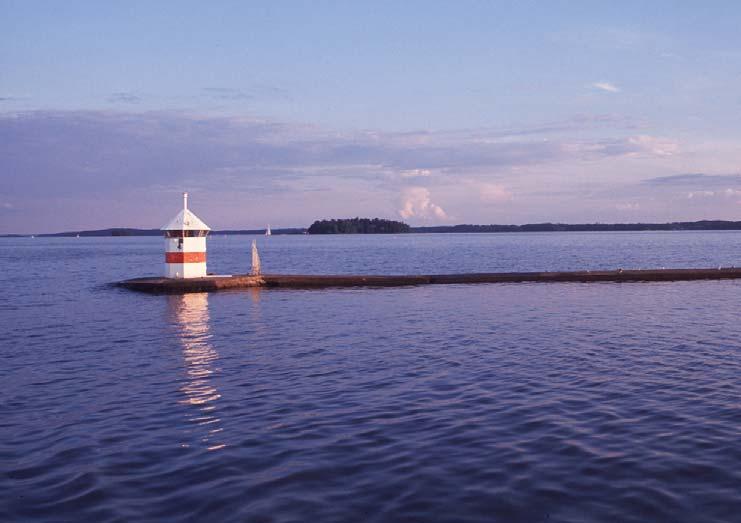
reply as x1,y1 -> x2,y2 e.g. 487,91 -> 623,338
3,236 -> 741,521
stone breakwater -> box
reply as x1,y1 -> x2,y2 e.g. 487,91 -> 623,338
117,267 -> 741,293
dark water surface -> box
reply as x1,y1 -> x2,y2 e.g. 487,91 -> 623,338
3,232 -> 741,522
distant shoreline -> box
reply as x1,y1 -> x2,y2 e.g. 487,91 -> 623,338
4,220 -> 741,237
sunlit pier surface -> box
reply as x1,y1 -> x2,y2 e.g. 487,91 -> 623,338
117,267 -> 741,293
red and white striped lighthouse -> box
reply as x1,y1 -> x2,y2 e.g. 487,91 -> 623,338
161,192 -> 210,278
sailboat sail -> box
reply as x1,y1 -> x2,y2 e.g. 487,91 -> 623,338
251,240 -> 261,276
265,225 -> 272,236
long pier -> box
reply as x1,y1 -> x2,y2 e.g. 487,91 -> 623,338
117,267 -> 741,293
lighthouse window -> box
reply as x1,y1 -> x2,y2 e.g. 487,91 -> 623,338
164,230 -> 209,238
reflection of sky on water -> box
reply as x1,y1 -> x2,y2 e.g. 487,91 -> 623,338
168,293 -> 226,451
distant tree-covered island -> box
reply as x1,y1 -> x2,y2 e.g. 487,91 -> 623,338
308,218 -> 411,234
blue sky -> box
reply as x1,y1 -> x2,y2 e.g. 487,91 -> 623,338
2,1 -> 741,233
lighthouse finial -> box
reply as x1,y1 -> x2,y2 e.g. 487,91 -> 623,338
183,192 -> 188,210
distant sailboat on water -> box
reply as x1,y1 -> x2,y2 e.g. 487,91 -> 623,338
265,225 -> 272,236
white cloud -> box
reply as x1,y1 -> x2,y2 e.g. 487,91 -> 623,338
398,187 -> 447,221
590,82 -> 620,93
615,202 -> 640,211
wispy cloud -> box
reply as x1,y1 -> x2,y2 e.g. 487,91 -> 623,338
687,188 -> 741,199
399,169 -> 432,178
202,85 -> 290,102
590,82 -> 620,93
107,92 -> 141,104
202,87 -> 253,101
626,135 -> 678,156
644,173 -> 741,186
0,112 -> 680,200
248,84 -> 291,100
561,135 -> 679,159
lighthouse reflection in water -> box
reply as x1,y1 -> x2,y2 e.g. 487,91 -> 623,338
168,292 -> 225,452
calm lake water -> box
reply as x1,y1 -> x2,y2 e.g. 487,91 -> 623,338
3,232 -> 741,522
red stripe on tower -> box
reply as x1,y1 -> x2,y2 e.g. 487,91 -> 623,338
165,252 -> 207,263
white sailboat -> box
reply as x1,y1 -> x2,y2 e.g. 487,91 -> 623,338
265,225 -> 272,236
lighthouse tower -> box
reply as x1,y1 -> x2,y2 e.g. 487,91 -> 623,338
161,193 -> 211,278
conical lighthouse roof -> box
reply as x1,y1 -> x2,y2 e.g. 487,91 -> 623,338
160,193 -> 211,231
160,208 -> 211,231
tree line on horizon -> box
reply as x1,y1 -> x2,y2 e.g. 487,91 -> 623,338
411,220 -> 741,233
10,219 -> 741,237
